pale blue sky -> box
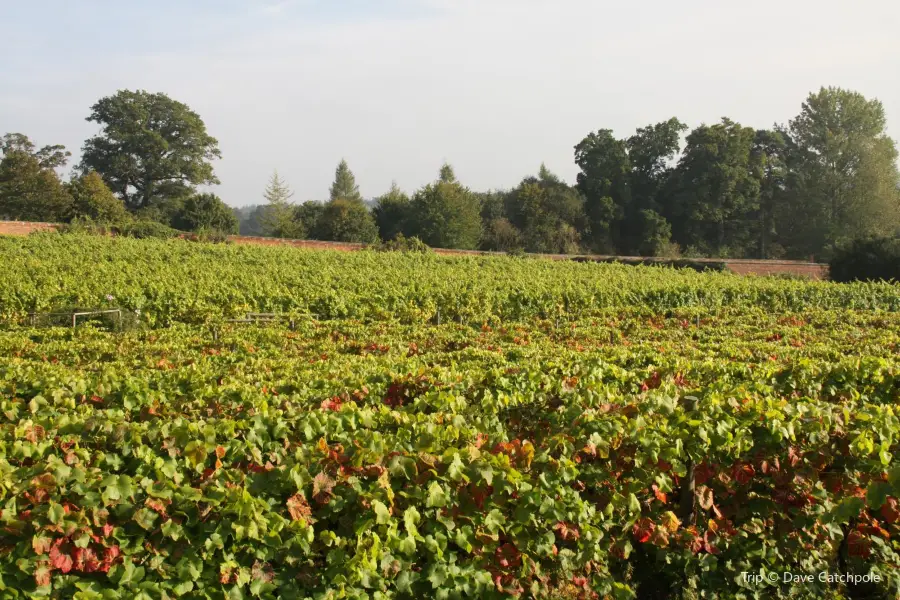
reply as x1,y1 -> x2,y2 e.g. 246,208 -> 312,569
2,0 -> 899,206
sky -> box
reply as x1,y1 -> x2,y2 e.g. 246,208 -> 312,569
2,0 -> 899,206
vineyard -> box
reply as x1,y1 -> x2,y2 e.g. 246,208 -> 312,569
0,234 -> 899,599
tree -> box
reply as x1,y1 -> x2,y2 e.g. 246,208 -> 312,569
625,118 -> 686,252
408,165 -> 482,250
330,159 -> 362,202
574,119 -> 685,255
505,166 -> 586,254
295,201 -> 324,237
667,118 -> 761,256
0,134 -> 73,222
481,217 -> 523,252
783,87 -> 900,258
172,193 -> 239,234
1,133 -> 71,169
574,129 -> 629,252
373,182 -> 411,241
261,170 -> 303,238
311,198 -> 378,243
79,90 -> 221,209
634,209 -> 673,256
439,163 -> 457,184
751,130 -> 788,258
67,171 -> 130,224
477,189 -> 508,223
233,205 -> 269,236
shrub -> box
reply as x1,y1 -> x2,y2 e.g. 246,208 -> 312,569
172,193 -> 239,234
829,236 -> 900,282
116,220 -> 178,239
370,233 -> 430,253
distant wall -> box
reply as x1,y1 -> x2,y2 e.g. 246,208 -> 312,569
0,221 -> 58,235
0,221 -> 829,279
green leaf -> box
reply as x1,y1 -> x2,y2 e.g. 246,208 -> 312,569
447,455 -> 467,482
404,507 -> 421,537
484,509 -> 505,533
426,482 -> 448,508
628,493 -> 641,514
48,502 -> 65,524
373,501 -> 391,525
866,481 -> 891,510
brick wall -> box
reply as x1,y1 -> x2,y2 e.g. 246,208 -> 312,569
0,220 -> 829,279
0,221 -> 58,235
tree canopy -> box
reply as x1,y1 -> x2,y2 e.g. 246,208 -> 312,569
79,90 -> 221,209
5,85 -> 899,261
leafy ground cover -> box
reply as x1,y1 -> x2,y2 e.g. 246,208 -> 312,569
0,236 -> 899,599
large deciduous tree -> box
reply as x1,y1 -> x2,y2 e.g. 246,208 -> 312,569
0,133 -> 73,222
574,119 -> 686,255
408,164 -> 482,250
79,90 -> 221,209
505,165 -> 586,254
373,182 -> 411,241
311,198 -> 379,243
782,87 -> 900,258
666,118 -> 761,256
574,129 -> 628,252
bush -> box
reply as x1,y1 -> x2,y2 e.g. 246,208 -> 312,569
829,236 -> 900,282
172,193 -> 239,234
370,233 -> 430,253
186,227 -> 232,244
116,220 -> 179,239
57,217 -> 116,236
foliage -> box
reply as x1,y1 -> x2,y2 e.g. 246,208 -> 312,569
373,182 -> 411,241
79,90 -> 221,209
0,293 -> 899,597
783,87 -> 900,257
330,159 -> 363,202
1,235 -> 898,328
829,236 -> 900,283
294,202 -> 324,238
0,134 -> 73,222
481,218 -> 524,252
371,233 -> 431,253
311,198 -> 379,243
66,171 -> 131,225
114,220 -> 179,240
172,193 -> 239,234
408,165 -> 482,250
505,167 -> 586,254
261,171 -> 303,239
667,118 -> 762,256
634,209 -> 673,257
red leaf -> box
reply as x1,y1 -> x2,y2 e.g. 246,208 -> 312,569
553,521 -> 581,542
74,547 -> 100,573
848,530 -> 871,558
880,497 -> 900,524
49,541 -> 73,573
287,494 -> 312,523
732,463 -> 755,485
652,484 -> 667,504
632,517 -> 655,543
641,372 -> 662,391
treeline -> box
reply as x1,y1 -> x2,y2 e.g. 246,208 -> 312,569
1,87 -> 898,260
